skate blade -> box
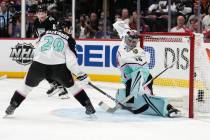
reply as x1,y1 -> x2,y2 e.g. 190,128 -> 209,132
47,89 -> 60,97
169,111 -> 183,118
59,95 -> 70,100
60,97 -> 70,99
2,114 -> 10,119
86,114 -> 97,120
3,115 -> 8,119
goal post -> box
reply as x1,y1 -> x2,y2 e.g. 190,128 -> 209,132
140,32 -> 210,118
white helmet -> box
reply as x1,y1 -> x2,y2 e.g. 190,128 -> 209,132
124,30 -> 139,50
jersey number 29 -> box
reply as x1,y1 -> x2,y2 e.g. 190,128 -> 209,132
41,36 -> 64,52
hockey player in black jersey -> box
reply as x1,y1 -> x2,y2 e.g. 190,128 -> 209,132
33,4 -> 68,99
33,4 -> 56,37
5,20 -> 96,117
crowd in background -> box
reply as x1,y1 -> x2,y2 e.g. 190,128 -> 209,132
1,0 -> 210,39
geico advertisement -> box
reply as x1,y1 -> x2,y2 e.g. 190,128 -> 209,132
75,40 -> 120,75
0,39 -> 209,79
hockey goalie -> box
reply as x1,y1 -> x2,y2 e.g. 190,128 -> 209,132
112,20 -> 181,117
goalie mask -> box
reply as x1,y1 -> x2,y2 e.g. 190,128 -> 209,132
124,30 -> 139,50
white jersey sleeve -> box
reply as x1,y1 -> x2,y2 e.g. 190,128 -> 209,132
65,47 -> 82,76
113,20 -> 131,39
117,43 -> 148,67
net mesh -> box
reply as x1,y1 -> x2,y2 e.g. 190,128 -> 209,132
141,32 -> 210,118
193,33 -> 210,115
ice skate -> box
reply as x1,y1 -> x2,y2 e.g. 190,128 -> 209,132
46,82 -> 58,97
4,102 -> 18,118
85,100 -> 96,115
58,87 -> 70,99
168,108 -> 182,118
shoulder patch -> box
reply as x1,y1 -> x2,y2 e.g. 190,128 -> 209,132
133,49 -> 138,54
49,17 -> 55,21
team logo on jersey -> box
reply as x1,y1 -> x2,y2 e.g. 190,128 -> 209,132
10,43 -> 34,65
133,49 -> 138,54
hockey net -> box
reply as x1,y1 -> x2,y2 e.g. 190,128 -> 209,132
140,32 -> 210,118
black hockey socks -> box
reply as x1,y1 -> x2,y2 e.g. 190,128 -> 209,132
5,91 -> 26,115
74,90 -> 90,106
10,91 -> 26,107
74,90 -> 95,115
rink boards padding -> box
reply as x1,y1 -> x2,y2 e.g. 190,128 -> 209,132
0,38 -> 209,87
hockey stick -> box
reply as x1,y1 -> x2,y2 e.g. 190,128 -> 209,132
99,60 -> 176,113
88,82 -> 149,114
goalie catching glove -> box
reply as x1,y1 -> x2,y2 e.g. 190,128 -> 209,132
76,72 -> 90,85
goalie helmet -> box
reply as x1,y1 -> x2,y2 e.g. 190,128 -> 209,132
124,30 -> 139,50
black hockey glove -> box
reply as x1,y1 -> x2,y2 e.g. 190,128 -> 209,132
76,72 -> 90,85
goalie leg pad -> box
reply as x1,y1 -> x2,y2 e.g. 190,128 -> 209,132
133,94 -> 169,116
129,70 -> 150,97
116,88 -> 126,102
115,88 -> 134,108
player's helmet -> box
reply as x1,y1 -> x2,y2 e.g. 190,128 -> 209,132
56,19 -> 71,32
37,4 -> 47,13
124,30 -> 139,50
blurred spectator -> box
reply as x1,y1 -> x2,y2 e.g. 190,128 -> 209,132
148,0 -> 167,14
84,12 -> 98,38
194,0 -> 208,14
0,1 -> 13,37
26,0 -> 39,13
146,0 -> 168,32
189,18 -> 202,33
0,1 -> 9,25
129,10 -> 149,32
41,0 -> 54,7
8,11 -> 20,37
202,5 -> 210,38
175,0 -> 192,16
187,3 -> 199,27
170,15 -> 190,32
95,20 -> 105,38
98,11 -> 111,28
114,9 -> 121,22
121,8 -> 129,25
26,6 -> 37,37
33,4 -> 56,37
75,14 -> 86,38
2,0 -> 210,38
66,12 -> 72,21
202,6 -> 210,31
11,0 -> 21,12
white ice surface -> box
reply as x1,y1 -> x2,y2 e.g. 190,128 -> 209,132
1,79 -> 210,140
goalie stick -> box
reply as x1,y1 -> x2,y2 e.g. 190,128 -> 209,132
88,82 -> 149,114
99,60 -> 176,113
